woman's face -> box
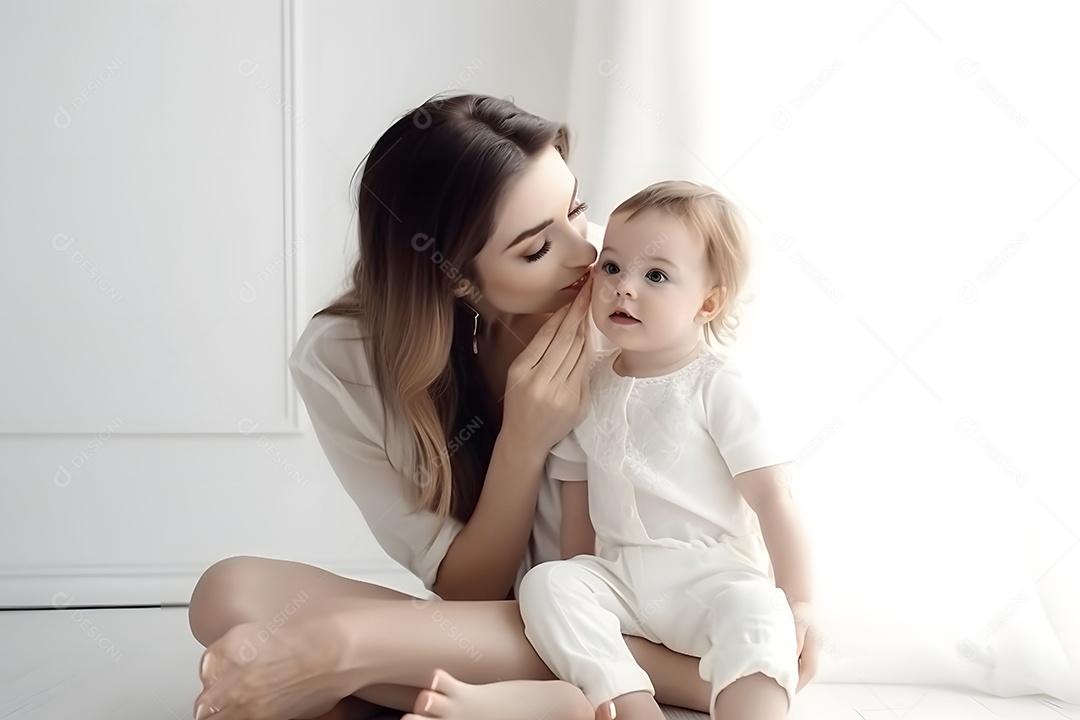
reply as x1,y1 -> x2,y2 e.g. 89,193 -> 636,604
470,145 -> 597,317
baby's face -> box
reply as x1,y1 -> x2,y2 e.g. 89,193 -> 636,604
591,209 -> 715,353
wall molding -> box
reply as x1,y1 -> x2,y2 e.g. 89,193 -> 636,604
0,560 -> 421,608
282,0 -> 302,432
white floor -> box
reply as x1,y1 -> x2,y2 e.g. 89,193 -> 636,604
1,607 -> 1077,720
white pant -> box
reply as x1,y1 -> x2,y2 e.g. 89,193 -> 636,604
518,544 -> 798,718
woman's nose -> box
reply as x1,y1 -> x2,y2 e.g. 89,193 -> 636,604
576,236 -> 598,267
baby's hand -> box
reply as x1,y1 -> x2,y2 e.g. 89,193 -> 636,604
789,600 -> 820,692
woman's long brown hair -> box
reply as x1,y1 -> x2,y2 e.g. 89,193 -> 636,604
314,94 -> 569,525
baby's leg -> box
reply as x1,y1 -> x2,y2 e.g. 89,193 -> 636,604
696,573 -> 798,720
712,673 -> 788,720
517,558 -> 659,720
638,552 -> 798,720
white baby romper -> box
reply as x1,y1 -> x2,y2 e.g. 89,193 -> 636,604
517,347 -> 800,717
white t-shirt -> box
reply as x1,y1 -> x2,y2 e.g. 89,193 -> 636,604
288,312 -> 569,597
549,346 -> 793,580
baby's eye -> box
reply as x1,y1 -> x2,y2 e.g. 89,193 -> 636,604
602,261 -> 620,275
645,269 -> 668,283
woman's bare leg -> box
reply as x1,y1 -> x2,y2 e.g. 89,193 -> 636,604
190,555 -> 429,716
623,636 -> 710,711
188,556 -> 709,719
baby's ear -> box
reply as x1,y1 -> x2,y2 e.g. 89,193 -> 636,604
698,285 -> 727,322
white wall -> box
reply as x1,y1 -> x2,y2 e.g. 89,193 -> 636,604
0,0 -> 578,607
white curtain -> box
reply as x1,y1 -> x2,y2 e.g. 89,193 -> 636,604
562,0 -> 1079,703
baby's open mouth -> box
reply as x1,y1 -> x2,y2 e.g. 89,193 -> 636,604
609,310 -> 640,324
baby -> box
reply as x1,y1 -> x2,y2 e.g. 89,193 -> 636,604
517,180 -> 816,720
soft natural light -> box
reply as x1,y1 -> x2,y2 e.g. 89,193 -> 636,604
2,1 -> 1076,717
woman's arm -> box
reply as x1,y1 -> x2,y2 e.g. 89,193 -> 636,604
437,278 -> 597,600
433,435 -> 550,601
560,480 -> 595,559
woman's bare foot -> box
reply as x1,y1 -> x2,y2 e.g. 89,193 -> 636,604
402,669 -> 592,720
193,619 -> 360,720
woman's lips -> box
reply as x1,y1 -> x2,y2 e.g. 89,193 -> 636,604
562,269 -> 591,291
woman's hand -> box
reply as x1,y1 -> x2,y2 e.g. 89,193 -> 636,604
503,272 -> 595,453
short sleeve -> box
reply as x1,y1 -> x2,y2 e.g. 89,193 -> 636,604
547,431 -> 588,482
288,314 -> 463,592
702,367 -> 793,476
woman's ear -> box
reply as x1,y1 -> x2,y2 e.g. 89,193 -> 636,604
453,279 -> 477,300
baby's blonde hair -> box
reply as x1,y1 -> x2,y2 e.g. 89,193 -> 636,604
611,180 -> 749,347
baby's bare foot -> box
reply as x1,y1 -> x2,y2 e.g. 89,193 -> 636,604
605,691 -> 665,720
402,669 -> 591,720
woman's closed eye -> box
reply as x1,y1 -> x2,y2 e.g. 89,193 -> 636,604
525,201 -> 589,263
525,240 -> 551,263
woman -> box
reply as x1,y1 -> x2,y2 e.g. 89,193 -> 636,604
188,93 -> 712,720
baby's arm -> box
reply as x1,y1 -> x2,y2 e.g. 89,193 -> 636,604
560,480 -> 596,559
735,464 -> 819,689
734,464 -> 813,606
704,369 -> 813,605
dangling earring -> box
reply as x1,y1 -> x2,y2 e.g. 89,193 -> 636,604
460,300 -> 480,355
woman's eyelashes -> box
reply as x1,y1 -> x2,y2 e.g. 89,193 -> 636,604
525,239 -> 551,263
524,201 -> 589,263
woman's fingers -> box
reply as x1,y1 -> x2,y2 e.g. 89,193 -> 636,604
538,277 -> 593,377
567,319 -> 595,385
517,275 -> 592,372
513,304 -> 570,372
552,323 -> 587,386
564,272 -> 594,325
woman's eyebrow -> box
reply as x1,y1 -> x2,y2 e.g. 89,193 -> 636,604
507,219 -> 553,249
506,176 -> 579,250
